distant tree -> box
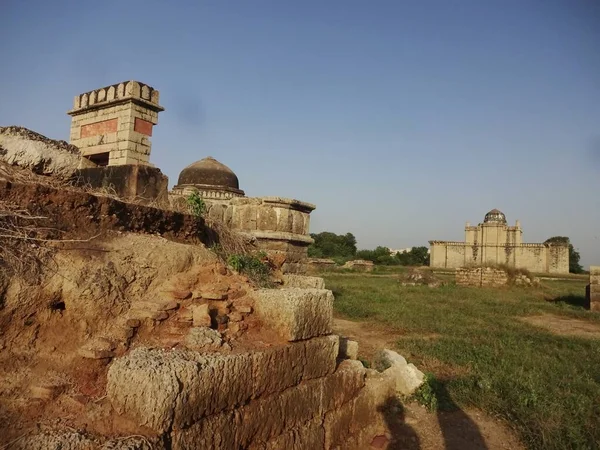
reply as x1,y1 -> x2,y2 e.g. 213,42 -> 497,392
396,246 -> 430,266
356,246 -> 397,265
544,236 -> 583,274
308,232 -> 357,258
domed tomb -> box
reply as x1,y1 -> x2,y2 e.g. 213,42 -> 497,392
484,208 -> 506,224
172,156 -> 245,200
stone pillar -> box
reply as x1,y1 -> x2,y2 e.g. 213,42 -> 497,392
589,266 -> 600,312
68,81 -> 164,166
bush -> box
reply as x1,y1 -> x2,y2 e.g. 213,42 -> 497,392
186,191 -> 206,217
227,252 -> 273,287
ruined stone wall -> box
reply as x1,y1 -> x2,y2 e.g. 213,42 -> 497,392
456,267 -> 509,287
106,278 -> 407,449
72,165 -> 169,205
589,266 -> 600,312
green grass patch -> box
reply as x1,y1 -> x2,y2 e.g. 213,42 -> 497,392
325,274 -> 600,450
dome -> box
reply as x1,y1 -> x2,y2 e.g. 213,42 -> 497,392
177,156 -> 240,189
484,208 -> 507,224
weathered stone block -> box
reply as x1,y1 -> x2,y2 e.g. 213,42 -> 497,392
322,360 -> 366,412
324,399 -> 354,449
263,418 -> 325,450
253,288 -> 334,341
192,304 -> 211,327
282,274 -> 326,289
251,342 -> 306,397
171,410 -> 237,450
300,336 -> 338,382
107,348 -> 255,432
351,370 -> 396,435
235,379 -> 324,446
339,337 -> 359,360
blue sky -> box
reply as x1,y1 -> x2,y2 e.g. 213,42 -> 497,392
1,0 -> 599,266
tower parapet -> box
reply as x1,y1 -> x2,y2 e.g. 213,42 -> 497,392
68,81 -> 164,166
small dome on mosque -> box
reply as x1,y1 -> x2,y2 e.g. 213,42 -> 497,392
484,209 -> 507,224
177,156 -> 240,189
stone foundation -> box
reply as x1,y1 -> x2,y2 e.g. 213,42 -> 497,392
343,260 -> 375,272
588,266 -> 600,312
103,278 -> 412,449
456,267 -> 509,287
72,165 -> 169,205
307,258 -> 337,272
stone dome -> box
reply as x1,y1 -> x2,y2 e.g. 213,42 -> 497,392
484,208 -> 507,224
177,156 -> 240,189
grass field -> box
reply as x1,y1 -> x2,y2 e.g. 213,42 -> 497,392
324,269 -> 600,450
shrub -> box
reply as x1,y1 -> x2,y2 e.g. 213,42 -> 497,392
227,252 -> 273,287
186,191 -> 206,217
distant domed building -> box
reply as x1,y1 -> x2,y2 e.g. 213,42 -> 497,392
429,209 -> 569,274
171,156 -> 245,200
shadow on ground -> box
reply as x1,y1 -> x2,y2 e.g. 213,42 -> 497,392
376,396 -> 420,449
547,294 -> 589,309
436,383 -> 488,450
374,386 -> 489,450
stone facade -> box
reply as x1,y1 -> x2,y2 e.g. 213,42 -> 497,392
68,81 -> 164,166
588,266 -> 600,312
430,209 -> 569,274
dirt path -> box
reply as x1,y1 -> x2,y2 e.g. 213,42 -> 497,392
334,317 -> 525,450
519,313 -> 600,338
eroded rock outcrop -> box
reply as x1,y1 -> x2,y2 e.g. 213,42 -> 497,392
0,126 -> 95,177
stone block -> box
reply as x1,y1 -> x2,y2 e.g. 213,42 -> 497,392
192,304 -> 211,327
322,360 -> 366,412
172,352 -> 254,428
282,274 -> 326,289
263,418 -> 325,450
339,337 -> 359,360
324,400 -> 354,450
251,342 -> 305,397
302,335 -> 339,380
107,348 -> 255,433
351,371 -> 396,435
253,288 -> 334,341
257,206 -> 279,232
235,378 -> 324,446
171,410 -> 236,450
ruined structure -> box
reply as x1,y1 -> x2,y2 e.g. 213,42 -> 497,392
343,260 -> 375,272
68,81 -> 163,166
67,81 -> 169,202
587,266 -> 600,311
170,158 -> 315,273
429,209 -> 569,274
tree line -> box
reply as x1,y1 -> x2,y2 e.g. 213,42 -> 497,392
307,231 -> 430,266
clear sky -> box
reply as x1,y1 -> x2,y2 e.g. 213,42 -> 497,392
1,0 -> 599,266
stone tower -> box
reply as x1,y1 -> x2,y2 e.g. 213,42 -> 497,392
68,81 -> 164,166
